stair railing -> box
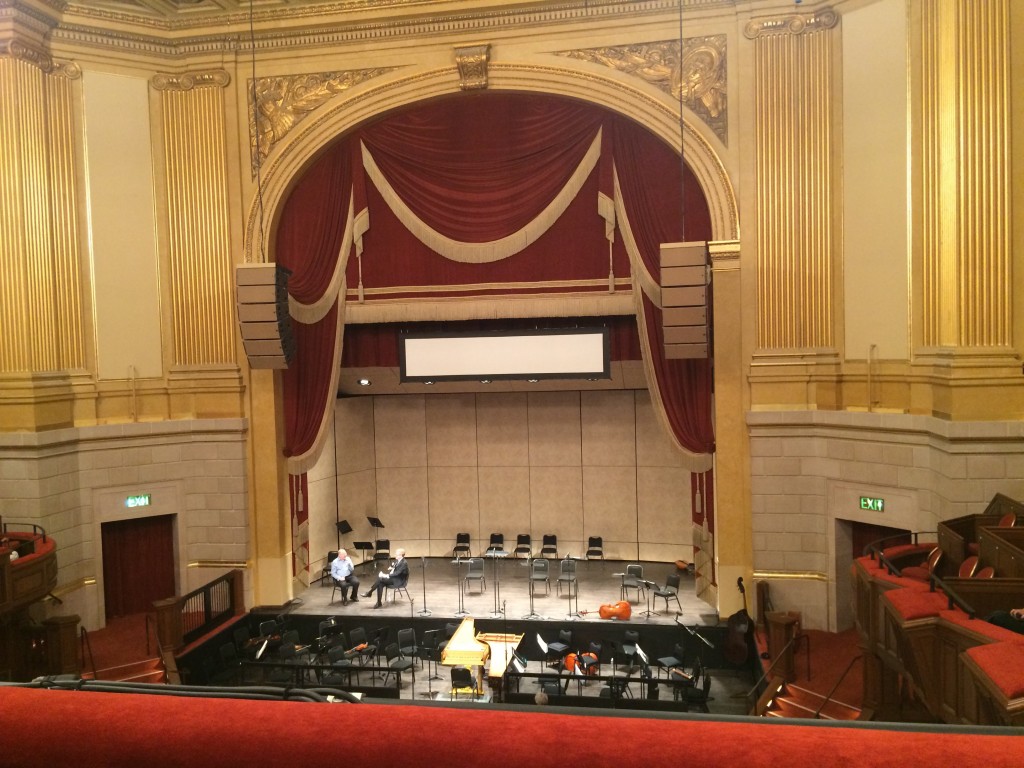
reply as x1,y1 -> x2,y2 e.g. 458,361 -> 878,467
79,626 -> 98,681
743,634 -> 799,715
811,653 -> 862,719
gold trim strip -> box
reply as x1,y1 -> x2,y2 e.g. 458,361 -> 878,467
188,560 -> 249,569
48,576 -> 97,599
753,570 -> 828,582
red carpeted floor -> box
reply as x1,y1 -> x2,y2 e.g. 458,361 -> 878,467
82,613 -> 156,675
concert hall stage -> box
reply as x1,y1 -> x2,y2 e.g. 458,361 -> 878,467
175,557 -> 753,715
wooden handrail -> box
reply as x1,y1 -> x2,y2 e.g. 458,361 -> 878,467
811,654 -> 862,719
153,569 -> 245,652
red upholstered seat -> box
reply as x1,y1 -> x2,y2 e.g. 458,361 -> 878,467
939,610 -> 1024,645
957,556 -> 979,578
965,642 -> 1024,699
884,588 -> 948,621
973,566 -> 995,578
902,547 -> 942,581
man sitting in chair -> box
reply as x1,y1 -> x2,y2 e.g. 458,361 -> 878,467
330,548 -> 360,603
363,547 -> 409,608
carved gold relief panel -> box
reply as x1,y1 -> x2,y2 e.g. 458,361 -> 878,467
249,68 -> 395,176
556,35 -> 727,144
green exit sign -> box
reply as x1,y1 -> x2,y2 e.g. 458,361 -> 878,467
860,496 -> 884,512
126,494 -> 151,508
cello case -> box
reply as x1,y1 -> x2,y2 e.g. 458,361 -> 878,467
722,577 -> 753,666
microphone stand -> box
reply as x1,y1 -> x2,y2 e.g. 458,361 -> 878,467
418,556 -> 431,617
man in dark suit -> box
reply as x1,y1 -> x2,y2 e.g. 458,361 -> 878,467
363,547 -> 409,607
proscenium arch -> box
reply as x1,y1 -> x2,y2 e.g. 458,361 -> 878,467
243,64 -> 739,265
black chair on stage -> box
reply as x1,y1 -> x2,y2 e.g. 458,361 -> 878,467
656,642 -> 686,677
485,533 -> 505,554
209,642 -> 242,685
652,572 -> 683,614
513,533 -> 532,558
543,629 -> 572,667
452,532 -> 472,560
464,557 -> 486,593
385,577 -> 411,603
529,558 -> 550,595
382,642 -> 415,688
579,641 -> 602,676
450,666 -> 476,700
620,563 -> 646,602
681,671 -> 713,712
540,534 -> 558,557
397,627 -> 419,667
622,629 -> 640,668
419,629 -> 441,678
585,536 -> 604,560
319,643 -> 356,687
320,550 -> 339,585
556,557 -> 577,596
374,538 -> 391,566
347,626 -> 376,666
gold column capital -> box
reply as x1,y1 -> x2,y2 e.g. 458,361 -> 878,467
0,37 -> 52,71
152,70 -> 231,92
743,7 -> 839,40
455,43 -> 490,91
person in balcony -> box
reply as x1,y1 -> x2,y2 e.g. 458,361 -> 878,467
985,607 -> 1024,635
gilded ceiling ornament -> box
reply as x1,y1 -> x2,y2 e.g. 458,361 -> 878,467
455,44 -> 490,90
152,70 -> 231,91
557,35 -> 727,144
249,67 -> 394,177
743,8 -> 839,39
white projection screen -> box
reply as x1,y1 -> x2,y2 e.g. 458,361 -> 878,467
399,328 -> 610,382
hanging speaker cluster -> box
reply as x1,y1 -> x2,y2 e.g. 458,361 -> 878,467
235,263 -> 295,369
660,241 -> 709,359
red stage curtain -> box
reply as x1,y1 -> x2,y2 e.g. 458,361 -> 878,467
361,94 -> 603,239
610,116 -> 715,458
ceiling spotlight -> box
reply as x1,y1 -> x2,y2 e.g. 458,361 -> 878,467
480,379 -> 491,384
424,380 -> 434,385
527,379 -> 539,383
357,378 -> 371,387
586,378 -> 598,382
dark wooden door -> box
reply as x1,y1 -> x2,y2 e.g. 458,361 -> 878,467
101,514 -> 176,620
851,521 -> 910,558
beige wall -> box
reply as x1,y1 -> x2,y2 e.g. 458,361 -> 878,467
306,389 -> 695,580
748,410 -> 1024,630
82,71 -> 164,381
842,0 -> 910,362
0,420 -> 250,630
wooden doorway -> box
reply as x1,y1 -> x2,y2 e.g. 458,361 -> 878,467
101,514 -> 177,621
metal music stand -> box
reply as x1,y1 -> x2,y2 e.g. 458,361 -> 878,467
640,580 -> 658,619
417,556 -> 431,617
485,549 -> 508,618
522,556 -> 543,620
335,519 -> 352,549
453,555 -> 469,617
563,555 -> 581,621
676,617 -> 715,670
352,541 -> 374,570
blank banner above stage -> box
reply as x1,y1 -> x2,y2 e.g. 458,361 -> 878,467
400,328 -> 610,382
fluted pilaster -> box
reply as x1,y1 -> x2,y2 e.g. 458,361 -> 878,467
920,0 -> 1010,349
0,48 -> 85,374
746,9 -> 838,351
155,71 -> 236,366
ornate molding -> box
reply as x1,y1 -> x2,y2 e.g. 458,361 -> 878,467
455,44 -> 490,91
556,35 -> 727,144
249,67 -> 395,177
743,8 -> 839,40
0,38 -> 54,72
152,69 -> 230,91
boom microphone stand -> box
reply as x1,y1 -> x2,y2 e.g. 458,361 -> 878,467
454,556 -> 469,618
